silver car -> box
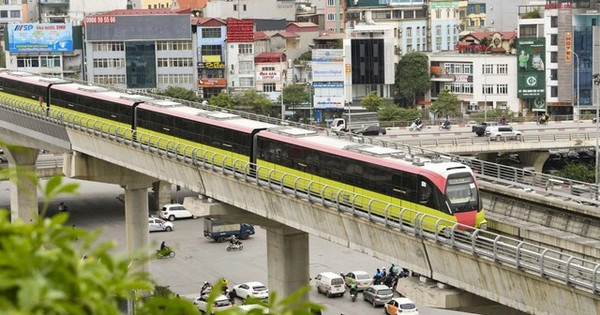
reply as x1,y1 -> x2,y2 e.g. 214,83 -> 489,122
363,284 -> 394,307
484,126 -> 522,141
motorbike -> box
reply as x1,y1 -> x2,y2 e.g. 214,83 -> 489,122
498,119 -> 508,125
226,242 -> 243,251
439,122 -> 451,131
408,122 -> 423,132
156,247 -> 176,259
350,291 -> 357,302
537,117 -> 549,125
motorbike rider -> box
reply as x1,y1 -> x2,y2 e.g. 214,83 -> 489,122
442,118 -> 450,128
373,268 -> 383,284
540,113 -> 549,124
229,235 -> 241,246
499,115 -> 507,125
200,281 -> 212,299
348,282 -> 358,297
160,241 -> 167,251
414,118 -> 422,127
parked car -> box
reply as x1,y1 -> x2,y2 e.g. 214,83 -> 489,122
343,271 -> 372,291
363,284 -> 394,307
353,125 -> 386,136
148,217 -> 173,232
232,281 -> 269,301
158,203 -> 195,221
484,126 -> 522,141
193,294 -> 233,313
472,121 -> 498,136
384,297 -> 419,315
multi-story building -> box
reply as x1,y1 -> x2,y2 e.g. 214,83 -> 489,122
463,2 -> 487,31
225,18 -> 255,92
195,17 -> 227,98
140,0 -> 173,9
0,0 -> 25,29
201,0 -> 295,21
324,0 -> 345,32
84,9 -> 196,90
254,51 -> 286,102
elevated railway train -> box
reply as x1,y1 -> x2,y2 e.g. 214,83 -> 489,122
0,71 -> 486,231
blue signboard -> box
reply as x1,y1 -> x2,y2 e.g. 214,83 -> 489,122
8,23 -> 73,53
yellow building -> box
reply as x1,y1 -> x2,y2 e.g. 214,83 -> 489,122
141,0 -> 172,9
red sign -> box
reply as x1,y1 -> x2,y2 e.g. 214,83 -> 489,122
198,78 -> 227,88
226,19 -> 253,43
565,32 -> 572,62
84,15 -> 116,25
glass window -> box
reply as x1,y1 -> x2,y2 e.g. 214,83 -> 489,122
126,41 -> 156,89
201,45 -> 222,56
496,64 -> 507,74
496,84 -> 508,94
239,44 -> 253,54
0,11 -> 7,18
202,28 -> 221,38
10,10 -> 19,18
239,77 -> 254,87
406,27 -> 412,37
263,83 -> 276,92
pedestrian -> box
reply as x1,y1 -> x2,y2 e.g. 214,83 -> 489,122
227,289 -> 236,305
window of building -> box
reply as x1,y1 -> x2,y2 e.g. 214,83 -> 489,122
550,34 -> 557,46
435,25 -> 441,36
239,61 -> 253,74
93,58 -> 124,68
550,69 -> 557,80
496,64 -> 507,74
243,4 -> 246,10
0,11 -> 7,18
436,42 -> 442,51
94,75 -> 126,85
404,10 -> 414,19
157,41 -> 192,51
551,86 -> 558,97
262,66 -> 275,71
496,84 -> 508,94
519,25 -> 536,38
447,8 -> 450,18
201,45 -> 222,56
233,4 -> 237,11
201,28 -> 221,39
328,13 -> 335,21
406,27 -> 412,37
16,57 -> 39,68
406,45 -> 412,53
156,57 -> 193,67
482,84 -> 493,95
157,74 -> 194,85
239,77 -> 254,87
482,64 -> 493,74
551,16 -> 557,28
373,11 -> 390,19
392,10 -> 401,19
39,56 -> 60,67
328,0 -> 334,5
436,9 -> 441,19
550,51 -> 557,63
10,10 -> 19,18
263,83 -> 276,92
92,42 -> 124,51
239,44 -> 253,54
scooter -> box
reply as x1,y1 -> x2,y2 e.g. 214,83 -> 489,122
156,247 -> 176,259
226,242 -> 243,251
439,122 -> 451,131
350,291 -> 357,302
408,122 -> 423,131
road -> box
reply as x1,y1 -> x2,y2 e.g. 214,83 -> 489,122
0,178 -> 512,315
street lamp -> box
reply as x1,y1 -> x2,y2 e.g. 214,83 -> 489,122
483,45 -> 492,122
569,49 -> 580,128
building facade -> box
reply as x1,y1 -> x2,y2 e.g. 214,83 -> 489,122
196,17 -> 227,98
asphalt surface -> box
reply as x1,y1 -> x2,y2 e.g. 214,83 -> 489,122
0,178 -> 522,315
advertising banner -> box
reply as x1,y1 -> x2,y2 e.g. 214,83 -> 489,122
8,23 -> 73,53
226,19 -> 253,43
312,49 -> 345,82
313,96 -> 344,109
517,38 -> 546,99
256,71 -> 280,81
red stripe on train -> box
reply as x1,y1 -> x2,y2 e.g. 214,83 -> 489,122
454,211 -> 477,230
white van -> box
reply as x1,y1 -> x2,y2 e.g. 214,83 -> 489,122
314,272 -> 346,298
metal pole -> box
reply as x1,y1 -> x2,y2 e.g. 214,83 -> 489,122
281,85 -> 285,120
571,50 -> 580,127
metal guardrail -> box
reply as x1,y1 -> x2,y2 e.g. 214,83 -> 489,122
2,99 -> 600,295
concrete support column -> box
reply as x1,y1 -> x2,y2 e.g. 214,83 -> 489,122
123,182 -> 151,273
5,147 -> 39,223
266,225 -> 310,304
519,151 -> 550,173
152,180 -> 172,213
477,152 -> 497,163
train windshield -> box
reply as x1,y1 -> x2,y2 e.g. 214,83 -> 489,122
445,174 -> 478,213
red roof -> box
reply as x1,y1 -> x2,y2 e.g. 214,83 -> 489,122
255,52 -> 285,58
274,31 -> 299,38
175,0 -> 207,10
469,31 -> 517,40
254,32 -> 270,40
192,17 -> 226,26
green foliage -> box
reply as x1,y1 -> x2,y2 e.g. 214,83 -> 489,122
232,90 -> 273,115
395,52 -> 430,106
281,84 -> 310,107
210,92 -> 235,109
378,103 -> 420,122
553,162 -> 595,183
522,9 -> 542,19
469,108 -> 515,120
298,51 -> 312,61
332,39 -> 343,49
158,86 -> 198,102
430,88 -> 461,119
360,92 -> 385,112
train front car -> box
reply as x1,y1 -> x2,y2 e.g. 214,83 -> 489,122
254,129 -> 486,233
423,161 -> 487,231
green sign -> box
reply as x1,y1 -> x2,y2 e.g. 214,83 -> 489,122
517,38 -> 546,99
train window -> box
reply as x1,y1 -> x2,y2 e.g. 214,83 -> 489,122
391,172 -> 418,203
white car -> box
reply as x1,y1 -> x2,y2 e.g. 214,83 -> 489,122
343,270 -> 372,291
148,217 -> 173,232
484,126 -> 522,141
158,203 -> 194,221
384,297 -> 419,315
232,281 -> 269,301
193,294 -> 233,313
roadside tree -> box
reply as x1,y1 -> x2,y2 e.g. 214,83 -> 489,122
210,92 -> 235,109
233,90 -> 273,115
429,88 -> 461,119
395,52 -> 430,106
360,92 -> 385,112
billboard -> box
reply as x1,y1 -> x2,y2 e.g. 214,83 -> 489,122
256,71 -> 281,81
226,19 -> 253,43
313,82 -> 344,109
517,38 -> 546,99
312,49 -> 345,82
8,23 -> 73,53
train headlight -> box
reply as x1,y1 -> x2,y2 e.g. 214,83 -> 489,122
479,223 -> 488,231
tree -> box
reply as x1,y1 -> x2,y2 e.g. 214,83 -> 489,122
280,84 -> 310,108
554,162 -> 595,183
395,52 -> 430,106
232,90 -> 273,115
429,88 -> 461,119
360,92 -> 385,112
210,92 -> 235,109
157,86 -> 198,102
